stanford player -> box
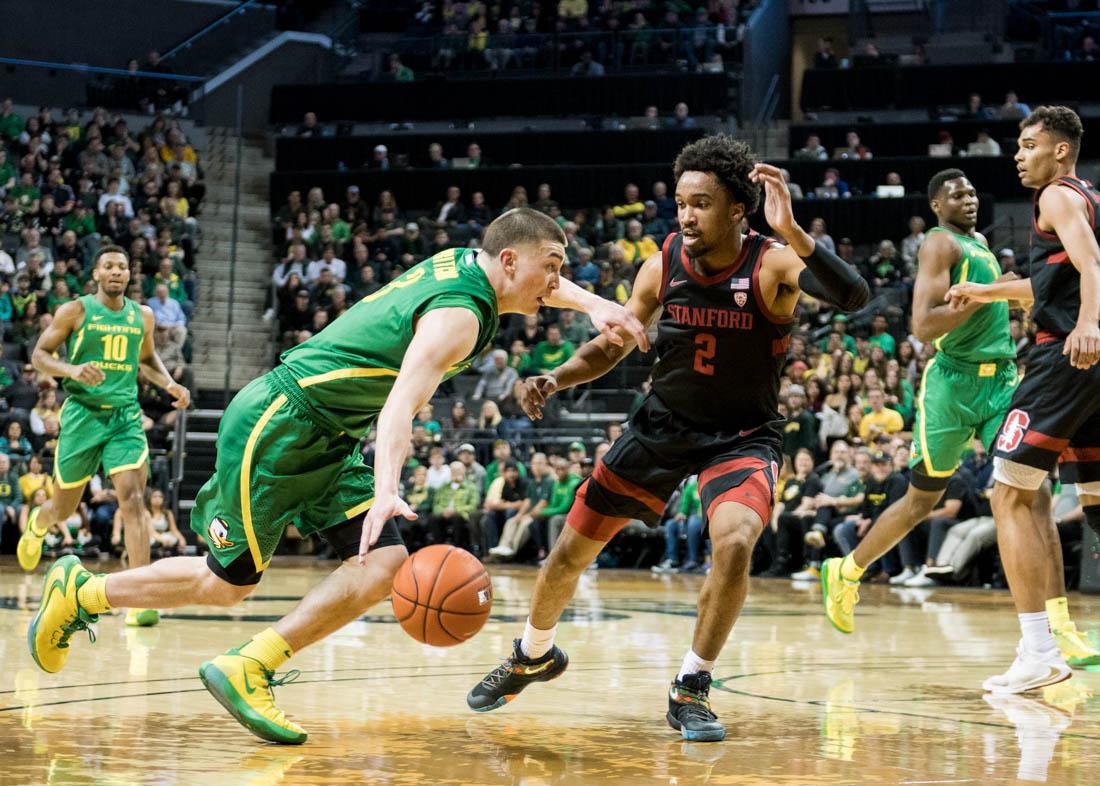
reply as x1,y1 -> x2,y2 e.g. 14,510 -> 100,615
948,106 -> 1100,693
466,136 -> 869,740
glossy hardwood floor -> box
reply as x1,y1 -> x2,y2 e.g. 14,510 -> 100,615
1,556 -> 1098,785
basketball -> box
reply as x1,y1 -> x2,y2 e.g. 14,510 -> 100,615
391,544 -> 493,646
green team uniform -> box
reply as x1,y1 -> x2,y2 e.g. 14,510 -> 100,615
909,228 -> 1018,479
192,249 -> 499,576
55,295 -> 148,489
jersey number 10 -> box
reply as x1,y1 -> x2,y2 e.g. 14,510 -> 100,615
100,334 -> 129,362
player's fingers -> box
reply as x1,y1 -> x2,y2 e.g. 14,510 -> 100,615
398,501 -> 418,521
367,516 -> 384,547
358,523 -> 372,564
621,313 -> 650,351
602,325 -> 624,346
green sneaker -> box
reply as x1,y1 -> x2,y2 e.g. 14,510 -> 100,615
27,555 -> 99,673
821,557 -> 860,634
199,653 -> 307,744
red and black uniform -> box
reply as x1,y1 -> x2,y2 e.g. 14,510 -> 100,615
568,231 -> 792,541
994,176 -> 1100,492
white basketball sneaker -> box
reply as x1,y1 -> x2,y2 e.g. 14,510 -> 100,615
983,642 -> 1072,694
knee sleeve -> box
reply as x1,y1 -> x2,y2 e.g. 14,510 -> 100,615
1085,505 -> 1100,539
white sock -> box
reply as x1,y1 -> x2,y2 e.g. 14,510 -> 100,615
520,618 -> 556,660
1018,611 -> 1056,654
677,649 -> 716,680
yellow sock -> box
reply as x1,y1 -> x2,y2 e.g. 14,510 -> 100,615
237,628 -> 293,671
840,555 -> 866,582
1046,596 -> 1070,628
76,575 -> 111,615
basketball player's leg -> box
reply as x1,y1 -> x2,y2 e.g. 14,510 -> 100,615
468,431 -> 682,712
667,456 -> 775,742
17,403 -> 104,570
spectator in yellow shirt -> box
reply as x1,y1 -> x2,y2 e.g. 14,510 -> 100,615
616,219 -> 659,265
858,387 -> 905,441
559,0 -> 588,18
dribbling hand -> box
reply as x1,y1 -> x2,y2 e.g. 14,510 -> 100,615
359,493 -> 417,564
167,382 -> 191,410
69,363 -> 106,386
518,375 -> 558,420
1064,322 -> 1100,370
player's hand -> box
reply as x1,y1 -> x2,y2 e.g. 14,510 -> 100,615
587,298 -> 650,353
69,363 -> 105,385
750,163 -> 797,238
518,375 -> 558,420
166,382 -> 191,410
1064,322 -> 1100,369
945,282 -> 995,308
359,493 -> 417,564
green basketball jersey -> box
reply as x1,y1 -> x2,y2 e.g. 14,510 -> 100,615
925,227 -> 1015,363
280,248 -> 499,437
63,294 -> 144,408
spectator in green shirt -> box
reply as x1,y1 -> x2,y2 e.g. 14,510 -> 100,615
62,204 -> 97,238
10,172 -> 41,215
508,339 -> 533,376
413,403 -> 442,436
544,458 -> 582,548
483,439 -> 527,492
428,461 -> 481,549
653,475 -> 704,573
489,452 -> 553,560
0,148 -> 15,191
0,99 -> 24,141
0,452 -> 22,531
532,324 -> 575,373
868,313 -> 896,357
818,314 -> 856,354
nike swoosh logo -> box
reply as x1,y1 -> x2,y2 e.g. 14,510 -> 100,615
241,668 -> 259,695
518,660 -> 555,676
669,279 -> 687,288
91,315 -> 104,321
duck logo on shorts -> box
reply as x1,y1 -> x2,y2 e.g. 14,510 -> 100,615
997,409 -> 1031,453
207,517 -> 235,549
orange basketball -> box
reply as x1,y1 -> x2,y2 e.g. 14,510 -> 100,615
391,544 -> 493,646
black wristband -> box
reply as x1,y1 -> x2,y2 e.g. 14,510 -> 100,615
798,240 -> 870,312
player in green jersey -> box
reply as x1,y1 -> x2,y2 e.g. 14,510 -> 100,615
820,170 -> 1098,667
27,209 -> 648,744
17,245 -> 189,628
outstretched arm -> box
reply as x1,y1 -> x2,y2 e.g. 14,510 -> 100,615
137,307 -> 189,409
544,276 -> 650,352
910,231 -> 982,342
359,307 -> 480,559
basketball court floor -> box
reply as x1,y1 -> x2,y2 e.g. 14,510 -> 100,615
2,556 -> 1098,785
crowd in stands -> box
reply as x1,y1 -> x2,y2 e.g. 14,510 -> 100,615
0,99 -> 202,558
390,0 -> 759,76
268,157 -> 1089,589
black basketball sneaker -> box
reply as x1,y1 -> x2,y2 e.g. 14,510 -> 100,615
667,672 -> 726,741
467,638 -> 569,712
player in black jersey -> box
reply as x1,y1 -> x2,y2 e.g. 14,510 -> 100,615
467,135 -> 869,740
949,106 -> 1100,693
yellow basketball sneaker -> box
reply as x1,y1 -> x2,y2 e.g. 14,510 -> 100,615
27,555 -> 99,673
821,557 -> 860,634
199,652 -> 307,744
1052,620 -> 1100,667
125,608 -> 161,627
17,507 -> 48,572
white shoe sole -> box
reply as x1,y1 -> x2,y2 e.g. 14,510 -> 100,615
983,664 -> 1071,694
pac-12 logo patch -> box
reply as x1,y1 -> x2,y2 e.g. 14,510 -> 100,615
208,517 -> 235,549
997,409 -> 1031,453
734,292 -> 748,308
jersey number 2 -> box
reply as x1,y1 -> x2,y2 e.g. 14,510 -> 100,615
693,333 -> 716,375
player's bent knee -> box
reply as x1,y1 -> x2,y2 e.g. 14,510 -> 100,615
547,528 -> 602,574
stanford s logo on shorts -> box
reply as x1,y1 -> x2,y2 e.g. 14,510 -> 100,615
997,409 -> 1031,453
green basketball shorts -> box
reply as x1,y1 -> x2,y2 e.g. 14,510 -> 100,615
55,398 -> 149,489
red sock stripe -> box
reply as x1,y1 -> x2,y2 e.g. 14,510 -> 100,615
1061,447 -> 1100,463
592,461 -> 666,516
566,480 -> 631,541
699,457 -> 768,490
1023,429 -> 1070,453
704,471 -> 773,528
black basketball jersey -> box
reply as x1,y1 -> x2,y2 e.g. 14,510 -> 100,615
1028,175 -> 1100,338
650,231 -> 794,431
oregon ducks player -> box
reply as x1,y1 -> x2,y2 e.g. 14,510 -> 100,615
18,245 -> 189,630
820,170 -> 1098,667
27,209 -> 648,745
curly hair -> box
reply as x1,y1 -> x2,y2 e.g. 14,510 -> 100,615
672,134 -> 761,216
1021,105 -> 1083,158
927,167 -> 968,199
